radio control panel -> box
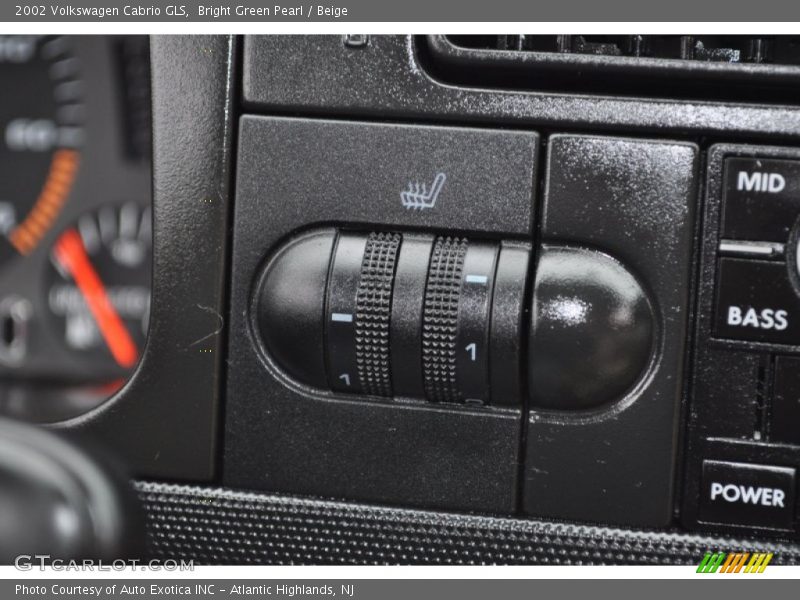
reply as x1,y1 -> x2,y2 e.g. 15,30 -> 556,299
684,145 -> 800,537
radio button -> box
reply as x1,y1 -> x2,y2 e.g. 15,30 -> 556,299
699,460 -> 796,530
714,258 -> 800,345
723,157 -> 800,243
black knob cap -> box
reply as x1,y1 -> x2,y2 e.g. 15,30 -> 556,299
0,417 -> 143,562
529,245 -> 655,410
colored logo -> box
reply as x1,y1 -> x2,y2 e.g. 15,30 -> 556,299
697,551 -> 773,573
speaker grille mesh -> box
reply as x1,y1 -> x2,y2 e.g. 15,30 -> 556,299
137,481 -> 800,565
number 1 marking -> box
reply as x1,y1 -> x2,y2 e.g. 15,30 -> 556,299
465,343 -> 477,361
339,373 -> 351,386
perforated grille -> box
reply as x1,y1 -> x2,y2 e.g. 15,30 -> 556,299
422,236 -> 467,403
355,232 -> 401,396
136,482 -> 800,565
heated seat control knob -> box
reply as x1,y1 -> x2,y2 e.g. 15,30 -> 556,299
256,230 -> 652,412
255,228 -> 531,407
420,238 -> 499,405
326,232 -> 401,396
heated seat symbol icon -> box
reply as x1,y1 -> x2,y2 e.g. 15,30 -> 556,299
400,173 -> 446,210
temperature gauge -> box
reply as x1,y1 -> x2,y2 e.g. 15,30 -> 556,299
45,202 -> 151,377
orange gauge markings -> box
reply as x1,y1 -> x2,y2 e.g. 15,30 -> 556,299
9,148 -> 79,255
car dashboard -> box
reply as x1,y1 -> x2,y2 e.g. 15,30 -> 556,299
2,34 -> 800,565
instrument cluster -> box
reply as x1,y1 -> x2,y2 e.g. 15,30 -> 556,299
0,35 -> 152,421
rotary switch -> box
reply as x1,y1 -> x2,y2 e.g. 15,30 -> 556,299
256,229 -> 529,406
421,237 -> 498,404
326,232 -> 401,396
255,228 -> 654,410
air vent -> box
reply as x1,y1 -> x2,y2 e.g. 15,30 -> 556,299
422,35 -> 800,103
448,36 -> 800,64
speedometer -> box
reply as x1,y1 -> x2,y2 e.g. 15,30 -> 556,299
0,35 -> 83,266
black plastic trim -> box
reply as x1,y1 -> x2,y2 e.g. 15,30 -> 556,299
53,35 -> 237,482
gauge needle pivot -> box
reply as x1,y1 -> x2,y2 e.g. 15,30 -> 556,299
54,228 -> 139,369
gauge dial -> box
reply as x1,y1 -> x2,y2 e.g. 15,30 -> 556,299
46,203 -> 151,377
0,35 -> 83,265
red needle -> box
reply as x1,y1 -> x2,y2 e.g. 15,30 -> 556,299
54,228 -> 139,369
